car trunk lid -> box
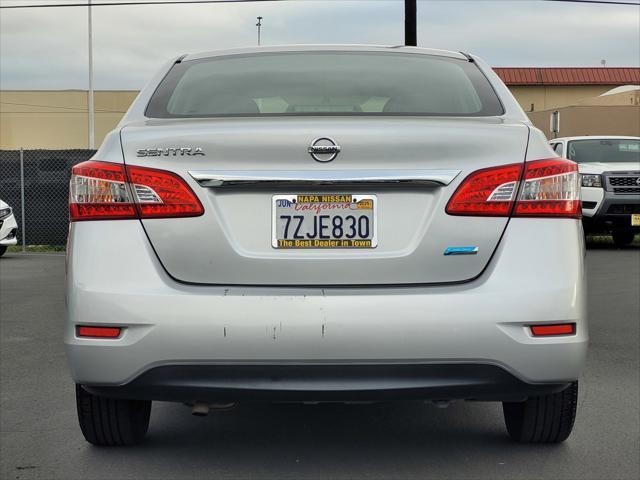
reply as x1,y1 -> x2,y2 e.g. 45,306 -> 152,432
121,116 -> 529,285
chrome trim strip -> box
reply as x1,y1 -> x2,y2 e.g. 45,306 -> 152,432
188,170 -> 460,187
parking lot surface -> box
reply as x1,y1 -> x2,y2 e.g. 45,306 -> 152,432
1,245 -> 639,480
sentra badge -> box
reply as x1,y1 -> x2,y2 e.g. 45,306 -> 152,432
136,147 -> 205,157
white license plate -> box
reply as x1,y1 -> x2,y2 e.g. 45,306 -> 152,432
632,214 -> 640,226
272,194 -> 377,249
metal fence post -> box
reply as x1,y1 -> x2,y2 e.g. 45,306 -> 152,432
19,148 -> 26,252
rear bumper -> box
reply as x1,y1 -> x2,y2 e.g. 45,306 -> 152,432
583,191 -> 640,232
65,218 -> 588,396
83,363 -> 570,403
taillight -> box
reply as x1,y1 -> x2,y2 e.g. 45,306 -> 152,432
69,161 -> 137,220
70,161 -> 204,221
514,159 -> 581,218
446,158 -> 581,218
445,163 -> 523,216
126,165 -> 204,218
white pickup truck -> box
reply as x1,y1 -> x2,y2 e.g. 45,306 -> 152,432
550,136 -> 640,246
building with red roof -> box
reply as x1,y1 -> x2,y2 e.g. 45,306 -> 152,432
493,67 -> 640,112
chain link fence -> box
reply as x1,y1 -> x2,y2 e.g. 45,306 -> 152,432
0,149 -> 96,249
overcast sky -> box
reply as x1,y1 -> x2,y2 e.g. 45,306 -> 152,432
1,0 -> 639,90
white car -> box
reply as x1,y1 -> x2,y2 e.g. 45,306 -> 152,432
550,136 -> 640,246
66,45 -> 586,446
0,199 -> 18,256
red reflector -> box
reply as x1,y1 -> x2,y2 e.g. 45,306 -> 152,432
530,324 -> 575,336
77,326 -> 122,338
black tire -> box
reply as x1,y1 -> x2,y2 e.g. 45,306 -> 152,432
0,246 -> 6,257
75,384 -> 151,446
612,229 -> 636,248
503,381 -> 578,443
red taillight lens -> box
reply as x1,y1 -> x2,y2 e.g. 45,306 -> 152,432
446,163 -> 523,216
446,158 -> 581,218
530,323 -> 576,337
127,165 -> 204,218
69,161 -> 204,221
77,326 -> 122,338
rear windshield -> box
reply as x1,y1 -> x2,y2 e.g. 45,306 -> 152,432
567,139 -> 640,163
146,52 -> 504,118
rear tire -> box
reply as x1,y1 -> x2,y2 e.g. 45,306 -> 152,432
612,229 -> 635,248
0,246 -> 6,257
503,381 -> 578,443
75,384 -> 151,446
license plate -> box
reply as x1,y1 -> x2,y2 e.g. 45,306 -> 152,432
632,214 -> 640,226
272,194 -> 377,249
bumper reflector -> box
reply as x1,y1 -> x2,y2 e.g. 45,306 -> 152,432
530,324 -> 575,337
77,326 -> 122,338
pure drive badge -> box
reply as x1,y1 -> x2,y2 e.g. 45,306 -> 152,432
136,147 -> 205,157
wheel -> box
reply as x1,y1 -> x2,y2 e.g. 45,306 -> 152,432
503,381 -> 578,443
75,384 -> 151,446
612,229 -> 635,248
0,246 -> 6,257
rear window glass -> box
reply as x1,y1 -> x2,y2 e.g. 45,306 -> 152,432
146,52 -> 504,118
567,139 -> 640,163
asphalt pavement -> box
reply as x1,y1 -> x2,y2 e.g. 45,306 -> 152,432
1,244 -> 639,480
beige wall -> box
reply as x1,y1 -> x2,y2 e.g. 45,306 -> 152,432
0,90 -> 138,149
529,106 -> 640,139
509,85 -> 615,113
0,86 -> 637,149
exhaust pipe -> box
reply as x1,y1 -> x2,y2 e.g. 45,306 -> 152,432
191,402 -> 210,416
191,402 -> 236,416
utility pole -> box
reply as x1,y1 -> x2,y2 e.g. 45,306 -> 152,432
405,0 -> 417,46
256,16 -> 263,46
88,0 -> 95,149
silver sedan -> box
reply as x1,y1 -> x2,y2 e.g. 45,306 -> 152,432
65,45 -> 586,446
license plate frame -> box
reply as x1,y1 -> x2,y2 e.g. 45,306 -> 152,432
272,194 -> 378,249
